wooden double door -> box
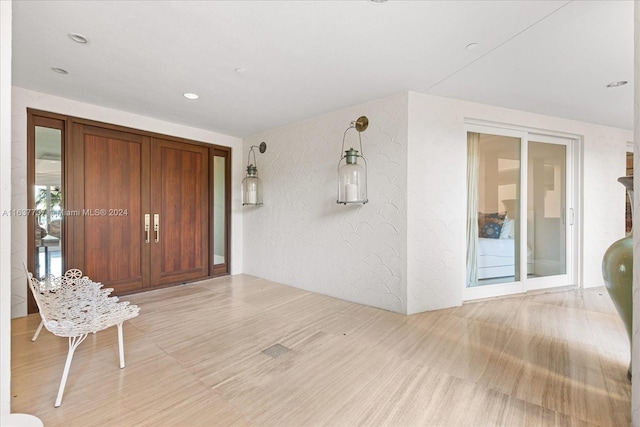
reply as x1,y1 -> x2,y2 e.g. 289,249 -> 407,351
66,123 -> 211,294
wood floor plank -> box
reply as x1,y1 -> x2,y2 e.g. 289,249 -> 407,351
12,275 -> 630,426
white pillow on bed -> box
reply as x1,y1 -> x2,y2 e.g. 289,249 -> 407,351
500,219 -> 514,239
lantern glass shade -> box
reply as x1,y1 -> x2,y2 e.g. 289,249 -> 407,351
337,151 -> 368,204
242,167 -> 263,206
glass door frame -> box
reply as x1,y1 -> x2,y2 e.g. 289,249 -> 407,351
27,110 -> 67,313
464,122 -> 579,301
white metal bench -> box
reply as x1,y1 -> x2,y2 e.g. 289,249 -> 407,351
27,268 -> 140,407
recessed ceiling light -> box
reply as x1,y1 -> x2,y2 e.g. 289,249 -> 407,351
235,67 -> 247,74
68,33 -> 89,44
466,43 -> 479,51
183,92 -> 199,100
51,67 -> 69,74
369,0 -> 388,3
606,80 -> 628,88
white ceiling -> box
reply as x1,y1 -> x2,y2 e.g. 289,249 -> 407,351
11,0 -> 634,137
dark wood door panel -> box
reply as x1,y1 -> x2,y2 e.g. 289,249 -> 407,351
151,139 -> 210,285
68,124 -> 150,293
83,134 -> 143,287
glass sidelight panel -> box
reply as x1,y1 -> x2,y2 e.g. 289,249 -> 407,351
34,126 -> 63,278
527,140 -> 566,277
213,155 -> 226,265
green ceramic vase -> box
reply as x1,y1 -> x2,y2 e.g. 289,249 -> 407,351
602,176 -> 633,380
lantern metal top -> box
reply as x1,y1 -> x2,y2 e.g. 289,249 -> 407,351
618,175 -> 633,192
345,148 -> 359,164
246,164 -> 258,176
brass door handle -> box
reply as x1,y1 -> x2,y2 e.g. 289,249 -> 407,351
154,214 -> 160,243
144,214 -> 150,243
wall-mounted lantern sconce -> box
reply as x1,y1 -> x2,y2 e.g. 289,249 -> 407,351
242,142 -> 267,206
337,116 -> 369,205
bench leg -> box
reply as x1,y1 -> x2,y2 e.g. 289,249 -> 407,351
117,322 -> 125,368
31,321 -> 44,342
55,334 -> 88,407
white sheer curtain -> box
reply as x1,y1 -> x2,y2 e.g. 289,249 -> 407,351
466,132 -> 480,287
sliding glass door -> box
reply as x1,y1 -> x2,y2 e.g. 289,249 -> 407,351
525,135 -> 571,290
465,126 -> 575,300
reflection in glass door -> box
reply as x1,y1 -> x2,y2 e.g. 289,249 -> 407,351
212,148 -> 230,275
34,125 -> 63,278
466,131 -> 522,290
466,127 -> 574,299
526,137 -> 569,290
213,154 -> 226,266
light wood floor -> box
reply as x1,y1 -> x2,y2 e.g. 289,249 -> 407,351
11,275 -> 631,426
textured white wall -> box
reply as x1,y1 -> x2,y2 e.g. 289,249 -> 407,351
407,94 -> 467,313
582,128 -> 632,286
11,87 -> 244,318
243,93 -> 409,313
406,92 -> 631,313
